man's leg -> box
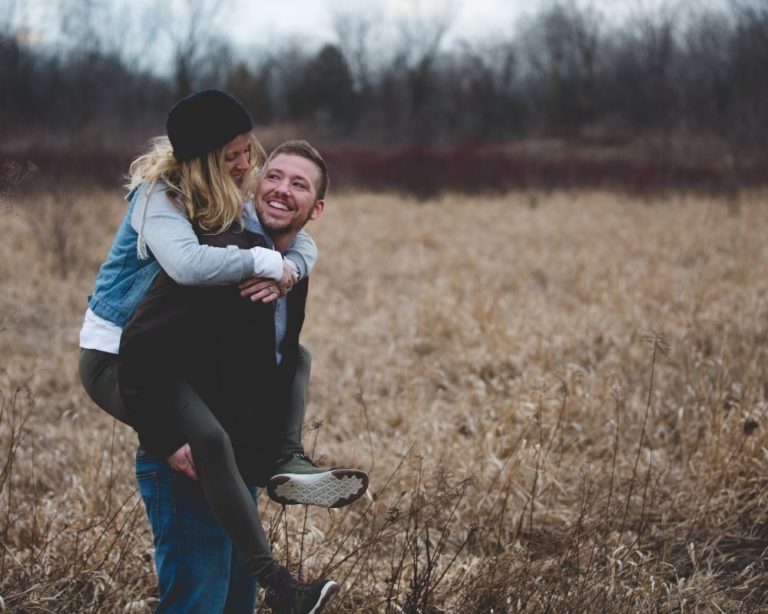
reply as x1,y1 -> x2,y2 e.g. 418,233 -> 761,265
224,545 -> 259,613
267,345 -> 369,508
135,448 -> 258,614
275,343 -> 312,458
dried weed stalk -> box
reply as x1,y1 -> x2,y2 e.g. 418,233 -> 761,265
3,187 -> 768,611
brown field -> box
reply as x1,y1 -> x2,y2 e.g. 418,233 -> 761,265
2,186 -> 768,612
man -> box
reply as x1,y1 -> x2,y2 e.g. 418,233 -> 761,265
120,136 -> 362,613
241,143 -> 370,509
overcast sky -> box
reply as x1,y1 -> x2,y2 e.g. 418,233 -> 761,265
229,0 -> 688,45
13,0 -> 733,62
225,0 -> 726,51
226,0 -> 521,49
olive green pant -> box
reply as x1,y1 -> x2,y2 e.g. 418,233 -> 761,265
78,346 -> 311,578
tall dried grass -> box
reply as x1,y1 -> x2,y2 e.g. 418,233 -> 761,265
1,186 -> 767,612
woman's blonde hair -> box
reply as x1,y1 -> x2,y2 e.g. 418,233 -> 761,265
127,132 -> 266,233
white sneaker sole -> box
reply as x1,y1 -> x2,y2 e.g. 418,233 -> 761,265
267,469 -> 369,508
310,580 -> 339,614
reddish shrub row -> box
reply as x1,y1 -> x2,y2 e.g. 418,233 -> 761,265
324,147 -> 767,199
2,147 -> 766,198
0,150 -> 132,193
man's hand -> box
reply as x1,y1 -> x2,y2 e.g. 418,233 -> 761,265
167,443 -> 197,480
239,263 -> 296,303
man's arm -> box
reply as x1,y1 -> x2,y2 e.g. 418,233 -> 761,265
283,230 -> 317,280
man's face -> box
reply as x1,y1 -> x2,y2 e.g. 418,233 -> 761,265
255,153 -> 325,236
224,133 -> 252,187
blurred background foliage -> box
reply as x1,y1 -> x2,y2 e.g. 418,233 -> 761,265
1,0 -> 768,193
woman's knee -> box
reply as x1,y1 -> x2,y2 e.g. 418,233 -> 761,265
195,425 -> 233,460
78,348 -> 101,398
78,348 -> 129,422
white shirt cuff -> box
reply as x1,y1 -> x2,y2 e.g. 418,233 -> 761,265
250,247 -> 284,280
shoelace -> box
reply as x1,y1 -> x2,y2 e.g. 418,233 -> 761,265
294,452 -> 318,468
273,452 -> 319,469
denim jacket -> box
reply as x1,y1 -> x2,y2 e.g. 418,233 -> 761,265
88,190 -> 160,327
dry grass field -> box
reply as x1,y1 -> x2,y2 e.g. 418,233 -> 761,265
2,185 -> 768,612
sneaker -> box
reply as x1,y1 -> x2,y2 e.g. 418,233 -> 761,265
267,453 -> 369,508
262,565 -> 339,614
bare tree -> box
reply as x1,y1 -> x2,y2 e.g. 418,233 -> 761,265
160,0 -> 232,97
677,8 -> 733,141
3,0 -> 768,157
389,0 -> 457,142
58,0 -> 104,52
0,0 -> 28,127
725,0 -> 768,154
331,7 -> 384,95
99,1 -> 164,75
518,1 -> 604,132
445,38 -> 523,141
0,0 -> 23,37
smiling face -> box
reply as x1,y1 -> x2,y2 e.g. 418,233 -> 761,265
223,132 -> 252,187
254,153 -> 325,244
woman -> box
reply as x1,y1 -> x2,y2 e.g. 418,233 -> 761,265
79,90 -> 353,613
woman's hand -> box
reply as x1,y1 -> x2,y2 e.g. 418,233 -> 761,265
239,262 -> 296,303
167,443 -> 197,480
276,261 -> 297,294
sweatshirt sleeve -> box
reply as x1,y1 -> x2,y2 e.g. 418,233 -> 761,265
283,230 -> 318,280
131,184 -> 283,286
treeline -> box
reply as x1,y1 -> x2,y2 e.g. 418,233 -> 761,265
1,0 -> 767,164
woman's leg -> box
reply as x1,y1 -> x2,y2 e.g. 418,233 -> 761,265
172,380 -> 277,580
78,348 -> 132,424
157,381 -> 339,611
84,345 -> 277,578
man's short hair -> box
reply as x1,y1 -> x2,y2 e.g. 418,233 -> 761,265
268,140 -> 329,200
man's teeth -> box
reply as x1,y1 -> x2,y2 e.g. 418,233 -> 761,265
269,201 -> 290,211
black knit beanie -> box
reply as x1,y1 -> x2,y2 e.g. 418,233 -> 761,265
166,89 -> 253,162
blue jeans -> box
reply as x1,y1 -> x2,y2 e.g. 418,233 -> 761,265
135,448 -> 259,613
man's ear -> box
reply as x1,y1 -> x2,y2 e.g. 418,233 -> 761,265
309,199 -> 325,221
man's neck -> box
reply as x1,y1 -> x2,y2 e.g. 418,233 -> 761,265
270,231 -> 299,254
